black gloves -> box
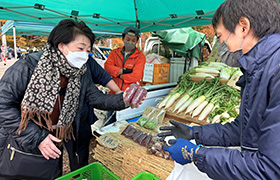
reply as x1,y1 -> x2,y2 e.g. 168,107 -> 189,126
158,120 -> 194,140
123,68 -> 133,74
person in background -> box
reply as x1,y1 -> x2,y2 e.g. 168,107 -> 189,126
158,0 -> 280,179
7,46 -> 12,60
104,26 -> 146,94
0,19 -> 143,180
16,46 -> 21,59
104,26 -> 146,125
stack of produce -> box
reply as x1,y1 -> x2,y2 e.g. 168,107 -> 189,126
158,74 -> 241,124
121,125 -> 172,160
121,125 -> 153,147
147,141 -> 171,160
189,62 -> 242,80
124,84 -> 147,108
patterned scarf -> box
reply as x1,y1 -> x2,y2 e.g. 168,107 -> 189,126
18,43 -> 86,141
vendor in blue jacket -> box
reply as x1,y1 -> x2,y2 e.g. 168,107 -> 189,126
158,0 -> 280,179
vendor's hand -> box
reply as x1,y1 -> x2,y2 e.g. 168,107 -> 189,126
158,120 -> 193,140
38,134 -> 61,160
163,138 -> 200,165
117,68 -> 123,76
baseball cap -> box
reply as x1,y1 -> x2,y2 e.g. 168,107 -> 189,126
123,26 -> 140,37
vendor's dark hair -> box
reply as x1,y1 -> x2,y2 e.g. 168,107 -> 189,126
48,19 -> 95,50
212,0 -> 280,39
122,31 -> 140,41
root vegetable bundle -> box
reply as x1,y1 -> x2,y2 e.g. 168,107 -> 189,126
158,73 -> 241,124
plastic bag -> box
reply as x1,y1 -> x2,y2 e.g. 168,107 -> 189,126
146,53 -> 161,64
143,109 -> 165,130
137,108 -> 155,126
167,139 -> 212,180
167,162 -> 212,180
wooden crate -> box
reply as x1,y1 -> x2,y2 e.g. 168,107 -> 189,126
156,85 -> 210,125
190,76 -> 228,85
165,110 -> 208,126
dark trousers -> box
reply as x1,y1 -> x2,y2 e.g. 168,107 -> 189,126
66,120 -> 93,172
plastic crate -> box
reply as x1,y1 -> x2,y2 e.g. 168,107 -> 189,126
131,172 -> 162,180
153,64 -> 169,84
142,63 -> 170,85
56,162 -> 121,180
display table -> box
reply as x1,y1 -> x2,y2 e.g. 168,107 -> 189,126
92,117 -> 178,180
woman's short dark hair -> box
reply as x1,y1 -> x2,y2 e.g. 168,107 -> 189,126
212,0 -> 280,39
48,19 -> 95,50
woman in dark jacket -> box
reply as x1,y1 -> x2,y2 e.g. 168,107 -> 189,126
0,19 -> 139,179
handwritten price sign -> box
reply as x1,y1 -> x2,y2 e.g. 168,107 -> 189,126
98,134 -> 120,149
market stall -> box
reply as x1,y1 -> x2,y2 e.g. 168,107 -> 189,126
90,63 -> 242,179
92,111 -> 199,180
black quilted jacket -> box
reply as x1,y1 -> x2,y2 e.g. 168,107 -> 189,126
0,51 -> 125,155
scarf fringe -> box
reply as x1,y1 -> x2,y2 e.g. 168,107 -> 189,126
18,104 -> 53,134
56,122 -> 75,142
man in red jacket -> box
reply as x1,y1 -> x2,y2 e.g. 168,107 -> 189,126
105,26 -> 146,94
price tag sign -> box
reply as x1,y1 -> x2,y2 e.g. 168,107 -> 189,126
142,63 -> 154,83
98,134 -> 120,149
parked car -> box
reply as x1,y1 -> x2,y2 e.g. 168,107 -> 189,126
91,45 -> 112,68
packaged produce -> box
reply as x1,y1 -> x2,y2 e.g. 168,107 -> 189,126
143,109 -> 165,130
121,125 -> 154,147
126,127 -> 137,139
132,130 -> 144,141
121,125 -> 133,136
123,83 -> 139,103
143,116 -> 158,130
137,108 -> 155,126
131,87 -> 147,108
135,133 -> 147,144
141,134 -> 152,147
147,141 -> 171,160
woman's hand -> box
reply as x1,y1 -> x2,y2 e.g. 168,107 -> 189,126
38,134 -> 62,160
115,90 -> 123,94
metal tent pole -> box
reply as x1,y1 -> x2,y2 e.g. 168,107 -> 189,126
13,26 -> 17,60
139,37 -> 142,51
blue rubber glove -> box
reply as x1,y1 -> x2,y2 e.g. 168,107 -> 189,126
163,138 -> 200,165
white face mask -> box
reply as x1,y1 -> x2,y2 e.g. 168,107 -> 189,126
64,46 -> 89,69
